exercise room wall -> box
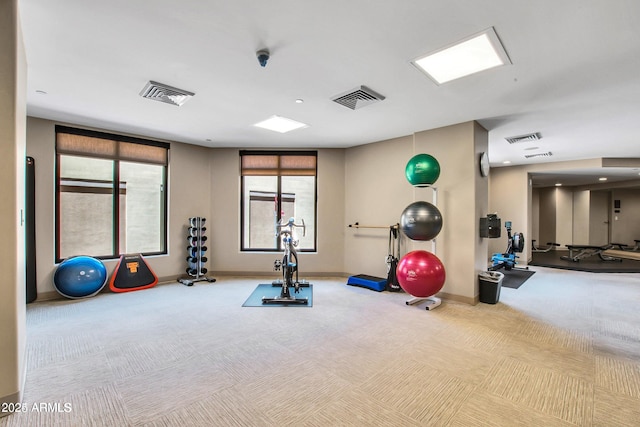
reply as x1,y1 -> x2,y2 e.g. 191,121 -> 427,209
488,166 -> 530,262
413,122 -> 489,302
344,135 -> 414,278
535,187 -> 557,249
492,158 -> 640,260
207,147 -> 346,275
573,190 -> 590,245
556,187 -> 573,247
491,169 -> 589,260
609,188 -> 640,245
0,0 -> 27,410
25,117 -> 215,297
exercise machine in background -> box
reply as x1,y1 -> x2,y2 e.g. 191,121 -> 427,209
490,221 -> 526,271
531,240 -> 560,253
560,244 -> 622,262
263,217 -> 309,304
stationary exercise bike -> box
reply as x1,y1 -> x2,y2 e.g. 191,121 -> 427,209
490,221 -> 526,271
262,217 -> 309,304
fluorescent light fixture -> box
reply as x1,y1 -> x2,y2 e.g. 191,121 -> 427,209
599,177 -> 607,181
253,115 -> 309,133
412,27 -> 511,84
555,183 -> 562,187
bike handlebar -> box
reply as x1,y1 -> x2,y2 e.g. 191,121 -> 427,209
276,217 -> 306,237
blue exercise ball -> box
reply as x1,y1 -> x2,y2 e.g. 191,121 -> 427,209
53,256 -> 108,299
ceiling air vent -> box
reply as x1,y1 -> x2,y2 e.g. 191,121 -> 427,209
331,85 -> 385,110
505,132 -> 542,144
525,151 -> 553,159
139,81 -> 194,106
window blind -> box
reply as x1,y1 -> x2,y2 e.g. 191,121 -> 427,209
240,151 -> 317,176
56,126 -> 169,165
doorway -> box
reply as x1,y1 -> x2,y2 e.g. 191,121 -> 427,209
589,190 -> 611,245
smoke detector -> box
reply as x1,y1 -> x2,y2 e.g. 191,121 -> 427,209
331,85 -> 385,110
505,132 -> 542,144
139,81 -> 194,106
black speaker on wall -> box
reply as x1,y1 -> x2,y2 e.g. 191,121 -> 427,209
26,156 -> 37,303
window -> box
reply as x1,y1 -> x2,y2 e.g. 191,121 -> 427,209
240,151 -> 317,251
55,126 -> 169,261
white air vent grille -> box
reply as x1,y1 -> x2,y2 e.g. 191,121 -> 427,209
139,81 -> 194,106
505,132 -> 542,144
525,151 -> 553,159
331,86 -> 385,110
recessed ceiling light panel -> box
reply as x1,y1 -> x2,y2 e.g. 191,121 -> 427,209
412,27 -> 511,85
253,115 -> 309,133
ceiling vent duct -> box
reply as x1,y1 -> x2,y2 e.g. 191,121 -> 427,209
525,151 -> 553,159
139,81 -> 194,106
505,132 -> 542,144
331,85 -> 385,110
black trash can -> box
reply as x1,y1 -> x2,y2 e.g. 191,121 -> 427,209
478,271 -> 504,304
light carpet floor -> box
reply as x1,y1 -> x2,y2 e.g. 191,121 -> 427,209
2,267 -> 639,426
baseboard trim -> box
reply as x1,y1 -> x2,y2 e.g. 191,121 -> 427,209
34,291 -> 60,301
205,271 -> 349,279
35,275 -> 477,306
0,391 -> 21,418
437,291 -> 478,306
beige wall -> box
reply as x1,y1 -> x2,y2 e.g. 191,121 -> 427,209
26,118 -> 219,295
208,148 -> 345,275
488,166 -> 530,262
1,0 -> 27,410
413,122 -> 489,302
532,185 -> 640,249
25,126 -> 347,296
538,188 -> 557,249
572,190 -> 590,245
344,135 -> 414,278
490,158 -> 630,260
344,122 -> 489,303
531,188 -> 540,243
610,189 -> 640,246
556,187 -> 573,246
589,190 -> 610,245
24,118 -> 55,295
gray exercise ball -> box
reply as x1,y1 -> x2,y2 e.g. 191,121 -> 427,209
400,201 -> 443,241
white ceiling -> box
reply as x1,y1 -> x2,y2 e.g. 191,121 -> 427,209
18,0 -> 640,187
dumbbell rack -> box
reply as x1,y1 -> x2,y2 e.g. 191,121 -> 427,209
179,217 -> 216,286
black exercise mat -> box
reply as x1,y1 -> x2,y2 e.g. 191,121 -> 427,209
530,251 -> 640,273
242,284 -> 313,307
501,269 -> 535,289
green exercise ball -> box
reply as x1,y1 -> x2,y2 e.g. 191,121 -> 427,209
405,154 -> 440,187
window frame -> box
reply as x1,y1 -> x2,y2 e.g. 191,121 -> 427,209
54,125 -> 169,262
240,150 -> 318,252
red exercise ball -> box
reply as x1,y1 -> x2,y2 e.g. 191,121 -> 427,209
396,250 -> 446,297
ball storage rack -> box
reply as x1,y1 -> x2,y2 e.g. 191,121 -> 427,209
179,217 -> 216,286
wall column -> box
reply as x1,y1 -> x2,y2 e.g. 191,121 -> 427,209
412,121 -> 489,303
0,0 -> 27,414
